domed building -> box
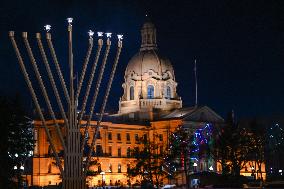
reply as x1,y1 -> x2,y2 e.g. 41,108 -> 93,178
118,21 -> 182,116
27,21 -> 264,188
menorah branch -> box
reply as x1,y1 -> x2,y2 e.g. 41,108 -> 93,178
36,33 -> 68,148
75,37 -> 94,102
22,32 -> 66,151
9,31 -> 64,176
85,40 -> 123,172
80,38 -> 111,154
77,39 -> 103,125
46,33 -> 71,106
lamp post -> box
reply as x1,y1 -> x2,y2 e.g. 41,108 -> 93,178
251,166 -> 256,179
100,171 -> 105,188
14,165 -> 24,189
193,162 -> 198,172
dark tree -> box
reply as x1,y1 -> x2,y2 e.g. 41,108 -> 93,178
0,95 -> 33,188
127,136 -> 167,189
266,122 -> 284,180
248,119 -> 266,180
211,112 -> 255,177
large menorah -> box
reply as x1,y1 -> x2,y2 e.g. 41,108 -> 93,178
9,18 -> 123,189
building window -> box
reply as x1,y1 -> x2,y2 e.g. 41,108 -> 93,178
135,134 -> 139,142
143,134 -> 147,141
160,146 -> 163,154
147,85 -> 154,99
127,147 -> 131,157
85,131 -> 89,139
109,164 -> 112,172
117,133 -> 121,141
108,146 -> 112,156
166,86 -> 171,99
96,145 -> 103,156
98,164 -> 102,173
126,133 -> 130,141
130,86 -> 134,100
159,134 -> 163,141
108,132 -> 112,140
127,164 -> 130,173
118,147 -> 121,157
118,164 -> 121,173
48,164 -> 51,173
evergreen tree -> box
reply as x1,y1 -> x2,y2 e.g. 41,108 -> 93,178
165,124 -> 213,188
0,95 -> 33,188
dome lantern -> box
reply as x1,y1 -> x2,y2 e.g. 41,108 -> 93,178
140,22 -> 157,51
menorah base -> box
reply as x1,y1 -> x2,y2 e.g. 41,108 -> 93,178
63,177 -> 86,189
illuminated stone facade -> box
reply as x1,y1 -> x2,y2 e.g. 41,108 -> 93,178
30,106 -> 225,187
31,119 -> 183,186
27,21 -> 265,187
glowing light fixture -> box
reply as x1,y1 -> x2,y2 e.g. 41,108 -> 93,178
14,166 -> 17,170
209,166 -> 213,171
193,162 -> 198,167
117,34 -> 123,41
88,30 -> 94,37
20,165 -> 24,170
105,32 -> 112,38
67,17 -> 73,24
15,153 -> 18,157
44,25 -> 51,32
279,170 -> 283,173
97,32 -> 103,37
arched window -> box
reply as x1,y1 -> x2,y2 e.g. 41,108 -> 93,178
130,86 -> 134,100
166,86 -> 171,99
147,85 -> 154,99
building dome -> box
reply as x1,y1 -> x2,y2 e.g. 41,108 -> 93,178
125,50 -> 175,80
119,21 -> 182,115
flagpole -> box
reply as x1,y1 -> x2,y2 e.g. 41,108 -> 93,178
194,59 -> 198,107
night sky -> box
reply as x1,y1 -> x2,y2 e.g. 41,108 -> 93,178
0,0 -> 283,119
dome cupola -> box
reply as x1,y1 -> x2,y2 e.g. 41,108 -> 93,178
119,21 -> 182,115
140,22 -> 157,51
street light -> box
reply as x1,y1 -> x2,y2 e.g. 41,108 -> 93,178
193,162 -> 197,172
100,171 -> 105,187
14,165 -> 24,189
209,166 -> 214,171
